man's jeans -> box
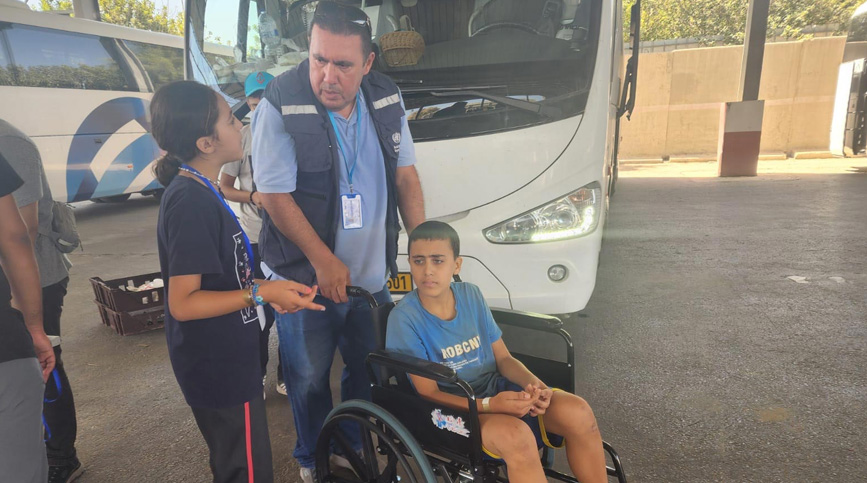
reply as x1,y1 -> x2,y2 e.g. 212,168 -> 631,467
276,285 -> 391,469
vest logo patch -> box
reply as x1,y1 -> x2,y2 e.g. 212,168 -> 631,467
392,132 -> 401,144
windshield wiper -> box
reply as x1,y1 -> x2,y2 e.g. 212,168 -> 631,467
429,90 -> 562,119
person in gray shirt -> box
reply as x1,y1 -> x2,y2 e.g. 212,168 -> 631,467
1,119 -> 81,483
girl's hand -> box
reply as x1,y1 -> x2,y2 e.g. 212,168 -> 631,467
490,390 -> 539,418
270,303 -> 288,315
260,281 -> 326,313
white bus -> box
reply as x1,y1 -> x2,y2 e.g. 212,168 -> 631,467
185,0 -> 639,315
831,1 -> 867,157
0,0 -> 230,203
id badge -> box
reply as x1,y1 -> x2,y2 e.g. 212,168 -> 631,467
257,305 -> 266,331
341,193 -> 363,230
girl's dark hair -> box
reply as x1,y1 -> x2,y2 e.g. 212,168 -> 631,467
408,221 -> 460,258
151,80 -> 220,186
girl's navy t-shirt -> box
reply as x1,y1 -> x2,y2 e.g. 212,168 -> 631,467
157,175 -> 261,408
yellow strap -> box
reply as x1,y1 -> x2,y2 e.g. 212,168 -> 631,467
538,388 -> 566,449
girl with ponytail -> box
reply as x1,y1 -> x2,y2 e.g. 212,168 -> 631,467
151,81 -> 324,483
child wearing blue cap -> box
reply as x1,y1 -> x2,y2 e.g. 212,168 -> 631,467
219,71 -> 287,396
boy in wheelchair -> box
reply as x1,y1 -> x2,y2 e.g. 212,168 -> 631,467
386,221 -> 608,483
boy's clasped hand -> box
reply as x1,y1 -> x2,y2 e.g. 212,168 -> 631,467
488,383 -> 553,418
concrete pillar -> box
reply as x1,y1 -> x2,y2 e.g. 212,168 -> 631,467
718,0 -> 768,177
718,100 -> 764,176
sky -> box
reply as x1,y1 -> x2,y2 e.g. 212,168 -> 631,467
160,0 -> 185,16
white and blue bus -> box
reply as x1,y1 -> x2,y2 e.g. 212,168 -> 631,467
0,0 -> 230,203
831,1 -> 867,157
185,0 -> 639,315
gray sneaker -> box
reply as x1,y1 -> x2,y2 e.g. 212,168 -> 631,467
300,467 -> 319,483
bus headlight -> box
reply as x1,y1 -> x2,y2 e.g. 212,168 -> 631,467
484,182 -> 601,244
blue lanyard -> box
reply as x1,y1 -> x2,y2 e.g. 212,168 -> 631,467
180,164 -> 255,274
326,93 -> 363,193
43,369 -> 62,441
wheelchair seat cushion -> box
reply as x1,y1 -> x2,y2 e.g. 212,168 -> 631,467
480,379 -> 565,460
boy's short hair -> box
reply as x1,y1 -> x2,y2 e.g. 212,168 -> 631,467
408,221 -> 460,258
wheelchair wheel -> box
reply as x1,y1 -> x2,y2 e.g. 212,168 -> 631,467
315,399 -> 437,483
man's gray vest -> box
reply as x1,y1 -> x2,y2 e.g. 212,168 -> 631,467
259,59 -> 404,285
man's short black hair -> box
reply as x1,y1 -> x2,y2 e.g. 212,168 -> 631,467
408,221 -> 460,258
247,90 -> 264,100
309,1 -> 373,58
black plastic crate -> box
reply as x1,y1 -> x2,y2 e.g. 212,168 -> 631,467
95,302 -> 165,336
89,272 -> 163,313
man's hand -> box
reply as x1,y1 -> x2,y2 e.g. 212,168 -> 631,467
29,328 -> 55,382
490,390 -> 540,418
313,253 -> 351,304
251,191 -> 265,209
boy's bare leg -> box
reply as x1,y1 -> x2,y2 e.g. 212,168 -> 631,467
540,391 -> 607,483
479,414 -> 547,483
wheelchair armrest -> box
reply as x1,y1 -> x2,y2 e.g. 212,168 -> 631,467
490,307 -> 563,332
368,349 -> 459,384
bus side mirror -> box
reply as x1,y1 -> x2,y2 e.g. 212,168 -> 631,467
618,0 -> 640,120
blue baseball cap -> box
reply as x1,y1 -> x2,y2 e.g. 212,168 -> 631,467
244,71 -> 275,97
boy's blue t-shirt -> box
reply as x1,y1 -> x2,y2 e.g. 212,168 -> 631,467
386,282 -> 504,398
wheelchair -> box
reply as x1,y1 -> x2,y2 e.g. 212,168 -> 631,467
313,285 -> 627,483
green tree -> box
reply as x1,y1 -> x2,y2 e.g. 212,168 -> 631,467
625,0 -> 862,45
39,0 -> 184,36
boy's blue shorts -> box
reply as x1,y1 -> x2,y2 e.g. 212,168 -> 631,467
481,378 -> 565,460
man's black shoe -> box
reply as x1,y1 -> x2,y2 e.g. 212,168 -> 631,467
48,459 -> 83,483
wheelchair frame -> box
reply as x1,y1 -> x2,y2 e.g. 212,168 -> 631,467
314,286 -> 627,483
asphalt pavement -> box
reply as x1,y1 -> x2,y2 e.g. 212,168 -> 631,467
56,160 -> 865,482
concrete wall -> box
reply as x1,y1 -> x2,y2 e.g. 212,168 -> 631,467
619,37 -> 846,159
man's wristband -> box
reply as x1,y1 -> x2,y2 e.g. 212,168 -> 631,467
249,189 -> 257,204
481,397 -> 491,413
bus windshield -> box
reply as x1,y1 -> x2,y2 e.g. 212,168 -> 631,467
187,0 -> 600,140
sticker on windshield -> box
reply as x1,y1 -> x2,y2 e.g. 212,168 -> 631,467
431,409 -> 469,438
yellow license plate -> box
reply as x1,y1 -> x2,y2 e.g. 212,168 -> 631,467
387,272 -> 414,294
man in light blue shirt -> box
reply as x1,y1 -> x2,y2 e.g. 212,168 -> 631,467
250,3 -> 424,479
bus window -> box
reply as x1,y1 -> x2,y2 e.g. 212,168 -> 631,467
844,3 -> 867,63
0,34 -> 11,86
125,41 -> 184,91
6,24 -> 132,91
189,0 -> 598,140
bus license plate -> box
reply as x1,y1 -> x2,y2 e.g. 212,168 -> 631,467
387,272 -> 413,294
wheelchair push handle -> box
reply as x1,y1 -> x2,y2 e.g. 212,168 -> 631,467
346,285 -> 379,308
